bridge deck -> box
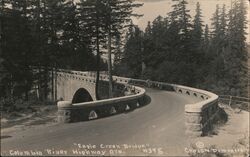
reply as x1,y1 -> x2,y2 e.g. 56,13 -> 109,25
1,88 -> 200,156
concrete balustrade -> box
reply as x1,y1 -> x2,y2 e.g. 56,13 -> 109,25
57,90 -> 146,123
56,69 -> 222,137
57,71 -> 146,123
127,78 -> 222,137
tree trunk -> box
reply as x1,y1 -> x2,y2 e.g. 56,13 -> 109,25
95,32 -> 100,100
36,0 -> 42,101
10,74 -> 14,101
95,10 -> 100,100
0,0 -> 5,97
54,63 -> 57,101
25,81 -> 29,101
0,0 -> 3,57
23,2 -> 29,101
44,64 -> 48,100
51,66 -> 54,101
107,28 -> 113,98
38,65 -> 41,100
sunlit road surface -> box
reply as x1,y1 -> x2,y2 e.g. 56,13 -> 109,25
1,88 -> 200,156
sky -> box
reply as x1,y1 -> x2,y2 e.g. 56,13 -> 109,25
101,0 -> 250,61
132,0 -> 250,43
74,0 -> 249,43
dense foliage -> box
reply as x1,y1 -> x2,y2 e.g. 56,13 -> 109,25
114,0 -> 248,97
0,0 -> 248,104
0,0 -> 141,101
78,0 -> 142,98
0,0 -> 93,100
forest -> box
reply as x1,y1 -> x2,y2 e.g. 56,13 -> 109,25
0,0 -> 248,109
0,0 -> 142,104
114,0 -> 248,97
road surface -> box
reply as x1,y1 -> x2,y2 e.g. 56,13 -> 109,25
1,88 -> 201,156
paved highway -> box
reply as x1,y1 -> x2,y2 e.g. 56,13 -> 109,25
1,88 -> 200,156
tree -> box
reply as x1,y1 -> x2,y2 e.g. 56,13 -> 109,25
189,2 -> 206,83
145,21 -> 152,37
28,0 -> 49,101
209,4 -> 227,82
0,0 -> 99,101
35,0 -> 67,100
210,4 -> 227,57
0,0 -> 7,97
78,0 -> 108,100
203,24 -> 210,53
191,2 -> 204,57
168,0 -> 192,61
168,0 -> 195,85
144,16 -> 166,69
0,0 -> 35,100
113,33 -> 123,67
122,25 -> 144,78
100,0 -> 142,98
225,0 -> 248,96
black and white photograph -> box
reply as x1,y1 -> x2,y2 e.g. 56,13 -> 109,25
0,0 -> 249,156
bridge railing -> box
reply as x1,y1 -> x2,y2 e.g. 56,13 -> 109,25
83,74 -> 220,137
219,95 -> 249,111
57,72 -> 147,123
56,69 -> 223,137
119,78 -> 221,137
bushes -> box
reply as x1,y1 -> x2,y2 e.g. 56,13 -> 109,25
0,97 -> 17,113
0,97 -> 49,113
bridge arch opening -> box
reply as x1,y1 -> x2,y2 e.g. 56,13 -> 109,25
72,88 -> 93,104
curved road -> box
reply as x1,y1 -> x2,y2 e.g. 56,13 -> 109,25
1,88 -> 201,156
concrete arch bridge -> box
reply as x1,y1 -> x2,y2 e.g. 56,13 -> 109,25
1,69 -> 227,156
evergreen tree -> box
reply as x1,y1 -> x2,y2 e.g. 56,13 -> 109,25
168,0 -> 192,61
145,21 -> 152,37
61,0 -> 93,70
113,33 -> 123,67
100,0 -> 142,98
191,2 -> 204,57
28,0 -> 49,101
220,5 -> 227,41
1,0 -> 34,100
78,0 -> 107,100
122,25 -> 144,78
203,24 -> 210,53
0,0 -> 7,97
0,0 -> 100,101
209,4 -> 227,83
210,4 -> 226,56
151,16 -> 165,42
145,16 -> 166,68
141,21 -> 155,79
61,0 -> 79,68
190,2 -> 205,84
168,0 -> 194,85
224,0 -> 248,96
